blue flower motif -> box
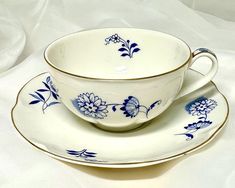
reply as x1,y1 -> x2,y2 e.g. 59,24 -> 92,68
105,34 -> 121,44
120,96 -> 140,118
111,34 -> 121,43
72,93 -> 161,119
185,96 -> 217,116
184,120 -> 212,130
72,93 -> 108,119
176,96 -> 217,141
105,33 -> 140,58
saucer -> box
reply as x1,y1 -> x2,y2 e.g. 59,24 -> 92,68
11,70 -> 229,168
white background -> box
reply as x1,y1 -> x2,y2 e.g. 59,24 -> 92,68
0,0 -> 235,187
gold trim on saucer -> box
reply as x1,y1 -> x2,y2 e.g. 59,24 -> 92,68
11,72 -> 229,168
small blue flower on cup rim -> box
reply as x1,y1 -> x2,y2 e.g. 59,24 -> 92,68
105,34 -> 121,44
104,33 -> 140,58
72,93 -> 108,119
185,96 -> 217,116
110,34 -> 121,43
120,96 -> 140,118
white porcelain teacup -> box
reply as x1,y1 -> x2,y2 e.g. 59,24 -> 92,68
44,28 -> 218,132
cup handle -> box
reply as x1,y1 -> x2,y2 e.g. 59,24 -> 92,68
175,48 -> 218,100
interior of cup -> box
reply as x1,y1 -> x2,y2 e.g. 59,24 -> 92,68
45,28 -> 191,79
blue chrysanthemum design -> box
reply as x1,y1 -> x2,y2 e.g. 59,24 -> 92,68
176,96 -> 217,140
72,93 -> 161,119
72,93 -> 108,119
105,33 -> 140,58
29,76 -> 60,113
185,96 -> 217,116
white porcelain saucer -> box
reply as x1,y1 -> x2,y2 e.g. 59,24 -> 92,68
11,70 -> 229,168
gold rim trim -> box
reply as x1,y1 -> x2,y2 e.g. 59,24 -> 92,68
11,72 -> 229,167
44,28 -> 192,81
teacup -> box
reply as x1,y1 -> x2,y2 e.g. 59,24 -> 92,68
44,28 -> 218,132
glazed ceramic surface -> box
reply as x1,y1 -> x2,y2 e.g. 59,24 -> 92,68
44,28 -> 218,131
11,70 -> 229,168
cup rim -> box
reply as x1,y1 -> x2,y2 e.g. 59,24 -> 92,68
44,28 -> 192,80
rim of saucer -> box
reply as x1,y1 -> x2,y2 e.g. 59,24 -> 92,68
11,71 -> 229,168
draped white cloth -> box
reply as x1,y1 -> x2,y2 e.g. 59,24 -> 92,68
0,0 -> 235,187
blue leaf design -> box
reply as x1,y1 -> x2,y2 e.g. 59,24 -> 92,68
84,154 -> 96,158
29,93 -> 42,101
29,100 -> 41,104
37,89 -> 49,92
29,76 -> 60,113
46,76 -> 51,83
84,151 -> 97,155
66,150 -> 79,155
132,48 -> 140,54
185,133 -> 194,140
150,100 -> 161,109
48,101 -> 60,106
118,48 -> 128,52
130,43 -> 138,49
35,91 -> 45,101
121,53 -> 129,57
52,92 -> 58,99
112,106 -> 117,112
67,149 -> 97,160
42,82 -> 50,90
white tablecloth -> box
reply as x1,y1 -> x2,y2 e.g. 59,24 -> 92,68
0,0 -> 235,187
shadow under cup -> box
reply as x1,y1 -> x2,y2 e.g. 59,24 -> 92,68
44,28 -> 192,132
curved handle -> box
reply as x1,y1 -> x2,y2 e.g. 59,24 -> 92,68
175,48 -> 218,100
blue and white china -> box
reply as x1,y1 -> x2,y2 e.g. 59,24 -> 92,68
11,70 -> 229,168
44,28 -> 218,131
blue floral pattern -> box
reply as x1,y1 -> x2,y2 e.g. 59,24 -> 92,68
67,149 -> 97,161
185,96 -> 217,116
72,93 -> 161,119
105,34 -> 140,58
176,96 -> 217,140
66,149 -> 106,162
120,96 -> 140,118
29,76 -> 60,113
72,93 -> 108,119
